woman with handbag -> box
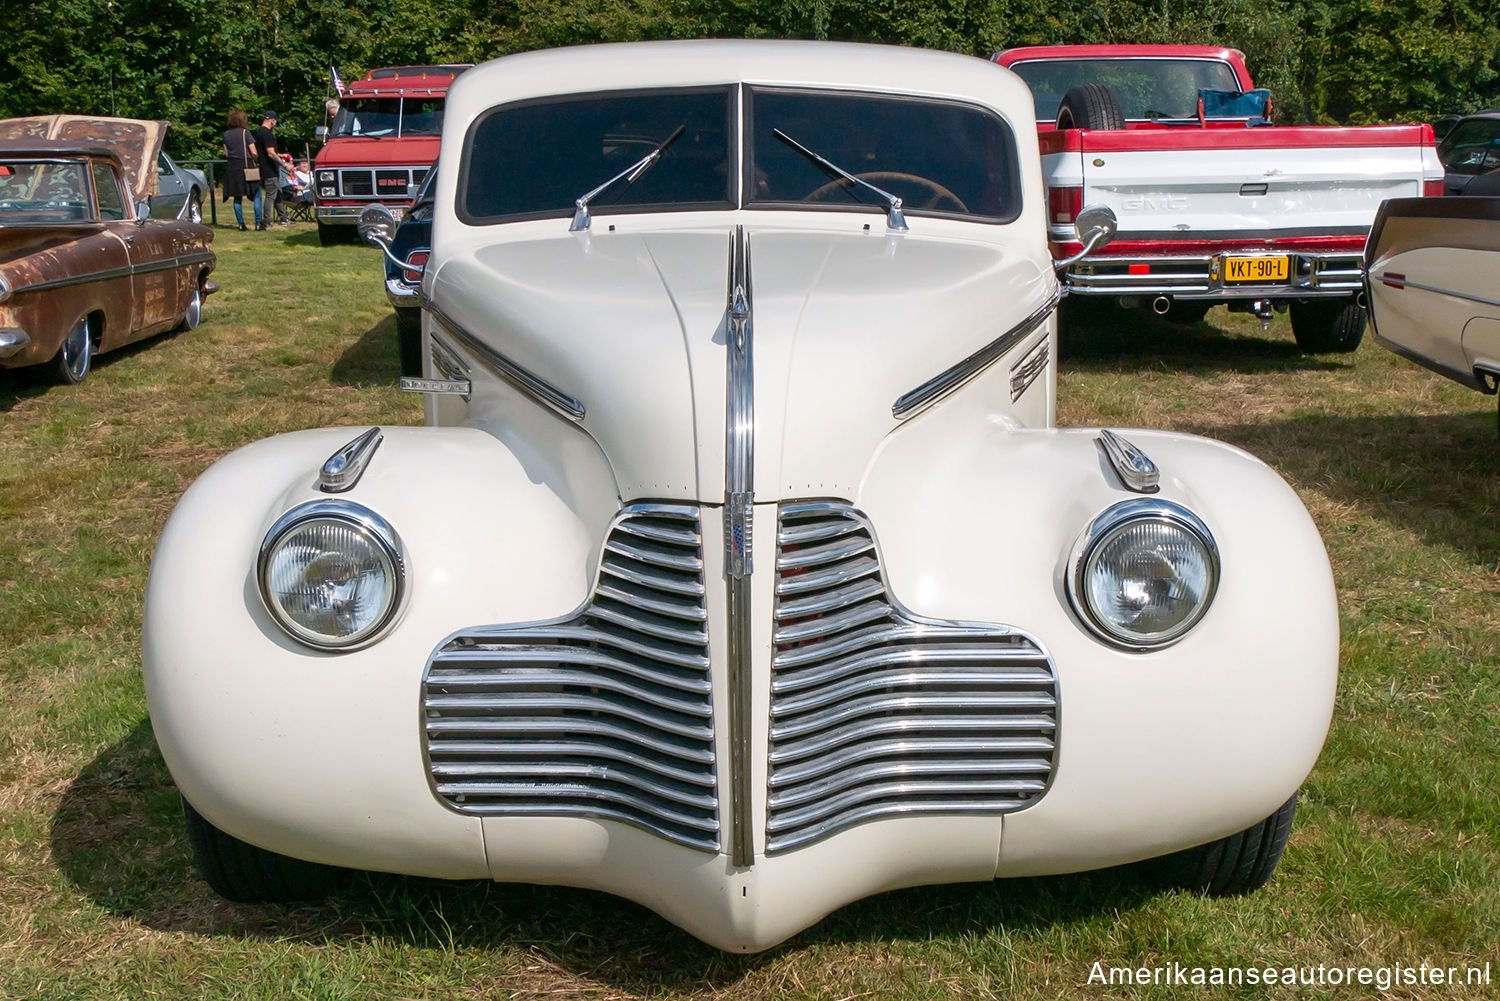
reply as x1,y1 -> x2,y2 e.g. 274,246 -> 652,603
222,109 -> 263,231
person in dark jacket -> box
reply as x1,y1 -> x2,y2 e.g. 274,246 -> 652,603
253,111 -> 290,227
222,108 -> 261,231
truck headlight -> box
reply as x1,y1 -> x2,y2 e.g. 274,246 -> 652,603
257,500 -> 405,650
1067,499 -> 1218,650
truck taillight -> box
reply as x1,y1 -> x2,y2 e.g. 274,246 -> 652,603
403,251 -> 428,284
1048,186 -> 1083,226
1422,179 -> 1444,197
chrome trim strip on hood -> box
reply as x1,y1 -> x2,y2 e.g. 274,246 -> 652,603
428,301 -> 586,421
724,224 -> 756,868
892,286 -> 1061,420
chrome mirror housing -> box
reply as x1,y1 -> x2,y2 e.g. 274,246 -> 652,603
135,199 -> 151,224
1053,204 -> 1118,271
358,204 -> 397,248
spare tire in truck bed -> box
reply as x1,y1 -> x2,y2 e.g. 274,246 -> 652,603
1057,84 -> 1126,130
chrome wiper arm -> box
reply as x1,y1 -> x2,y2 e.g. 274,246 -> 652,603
570,124 -> 687,232
772,128 -> 908,231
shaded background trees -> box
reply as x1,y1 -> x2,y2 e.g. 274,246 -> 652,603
1,0 -> 1497,158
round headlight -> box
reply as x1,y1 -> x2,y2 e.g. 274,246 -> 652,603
1068,499 -> 1218,650
258,500 -> 405,650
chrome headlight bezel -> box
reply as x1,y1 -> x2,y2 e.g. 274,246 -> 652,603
256,499 -> 407,651
1066,498 -> 1220,651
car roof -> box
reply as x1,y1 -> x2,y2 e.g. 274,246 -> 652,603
0,138 -> 123,162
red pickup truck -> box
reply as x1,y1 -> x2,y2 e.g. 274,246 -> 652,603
993,45 -> 1444,351
312,65 -> 468,246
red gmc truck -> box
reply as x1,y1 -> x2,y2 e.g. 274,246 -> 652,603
993,45 -> 1444,351
313,64 -> 469,246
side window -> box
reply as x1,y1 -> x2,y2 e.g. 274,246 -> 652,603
92,161 -> 126,220
158,153 -> 175,175
1440,120 -> 1500,176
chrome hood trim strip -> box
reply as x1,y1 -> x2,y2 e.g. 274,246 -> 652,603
892,286 -> 1061,420
724,224 -> 755,868
428,301 -> 585,421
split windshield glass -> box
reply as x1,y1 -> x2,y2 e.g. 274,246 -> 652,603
459,85 -> 1019,224
332,97 -> 446,138
1010,58 -> 1241,122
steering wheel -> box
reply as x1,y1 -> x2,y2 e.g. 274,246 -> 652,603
805,171 -> 969,213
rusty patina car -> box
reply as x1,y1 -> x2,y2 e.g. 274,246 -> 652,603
0,115 -> 216,384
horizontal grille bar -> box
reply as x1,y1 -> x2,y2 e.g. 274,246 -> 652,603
768,502 -> 1058,854
423,504 -> 718,851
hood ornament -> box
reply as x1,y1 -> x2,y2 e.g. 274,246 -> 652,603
1097,429 -> 1160,494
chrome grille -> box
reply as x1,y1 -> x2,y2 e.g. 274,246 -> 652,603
768,502 -> 1058,854
423,504 -> 718,851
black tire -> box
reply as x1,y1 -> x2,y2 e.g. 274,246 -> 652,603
1057,84 -> 1126,131
1143,793 -> 1297,896
1289,297 -> 1366,353
396,308 -> 423,377
51,315 -> 92,385
182,796 -> 348,903
317,220 -> 344,247
1166,301 -> 1212,325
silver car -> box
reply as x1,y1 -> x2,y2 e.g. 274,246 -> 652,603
150,151 -> 207,222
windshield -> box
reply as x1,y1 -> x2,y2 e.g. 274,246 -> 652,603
331,97 -> 446,138
1010,58 -> 1242,122
461,87 -> 734,223
0,160 -> 93,223
459,86 -> 1018,224
747,88 -> 1018,222
1438,118 -> 1500,175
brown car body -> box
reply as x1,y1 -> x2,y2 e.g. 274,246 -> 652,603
0,115 -> 216,382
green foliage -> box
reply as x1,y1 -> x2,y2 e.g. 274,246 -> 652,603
0,0 -> 1497,154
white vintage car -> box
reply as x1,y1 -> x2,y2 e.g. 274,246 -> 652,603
144,40 -> 1339,952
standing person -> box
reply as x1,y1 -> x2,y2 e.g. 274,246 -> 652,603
221,109 -> 261,231
254,111 -> 290,228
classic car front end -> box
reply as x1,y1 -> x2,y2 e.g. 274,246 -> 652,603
144,41 -> 1338,952
0,116 -> 215,383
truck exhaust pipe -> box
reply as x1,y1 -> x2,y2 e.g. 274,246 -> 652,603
1152,296 -> 1171,315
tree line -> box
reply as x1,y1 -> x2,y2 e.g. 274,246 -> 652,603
2,0 -> 1497,160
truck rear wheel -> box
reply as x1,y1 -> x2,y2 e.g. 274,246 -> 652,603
1057,84 -> 1126,131
1290,297 -> 1366,353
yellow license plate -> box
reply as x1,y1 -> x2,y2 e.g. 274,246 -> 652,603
1223,255 -> 1289,283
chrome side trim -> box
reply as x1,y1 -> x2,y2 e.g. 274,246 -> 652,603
7,251 -> 216,296
318,426 -> 382,493
1008,335 -> 1049,402
893,287 -> 1061,420
1373,273 -> 1500,311
1097,429 -> 1161,494
429,304 -> 585,421
723,225 -> 756,868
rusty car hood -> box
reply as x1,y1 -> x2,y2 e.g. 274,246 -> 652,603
0,115 -> 167,202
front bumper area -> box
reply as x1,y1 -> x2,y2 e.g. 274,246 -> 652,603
316,200 -> 411,224
145,425 -> 1338,952
1066,251 -> 1363,300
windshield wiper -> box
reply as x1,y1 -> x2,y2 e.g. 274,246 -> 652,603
570,124 -> 686,231
773,128 -> 908,231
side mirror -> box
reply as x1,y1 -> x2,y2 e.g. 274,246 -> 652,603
1053,204 -> 1118,271
357,204 -> 397,248
358,204 -> 422,274
135,200 -> 151,224
314,125 -> 329,139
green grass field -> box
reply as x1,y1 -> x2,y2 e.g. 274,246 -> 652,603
1,225 -> 1497,999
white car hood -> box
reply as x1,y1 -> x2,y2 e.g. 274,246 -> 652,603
432,223 -> 1053,501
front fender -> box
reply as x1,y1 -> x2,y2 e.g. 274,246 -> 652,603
143,425 -> 618,877
858,419 -> 1339,875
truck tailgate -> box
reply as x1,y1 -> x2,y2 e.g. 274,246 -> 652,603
1042,125 -> 1437,246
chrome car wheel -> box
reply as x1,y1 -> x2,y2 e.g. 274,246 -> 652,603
179,283 -> 203,331
52,316 -> 92,385
188,191 -> 203,224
